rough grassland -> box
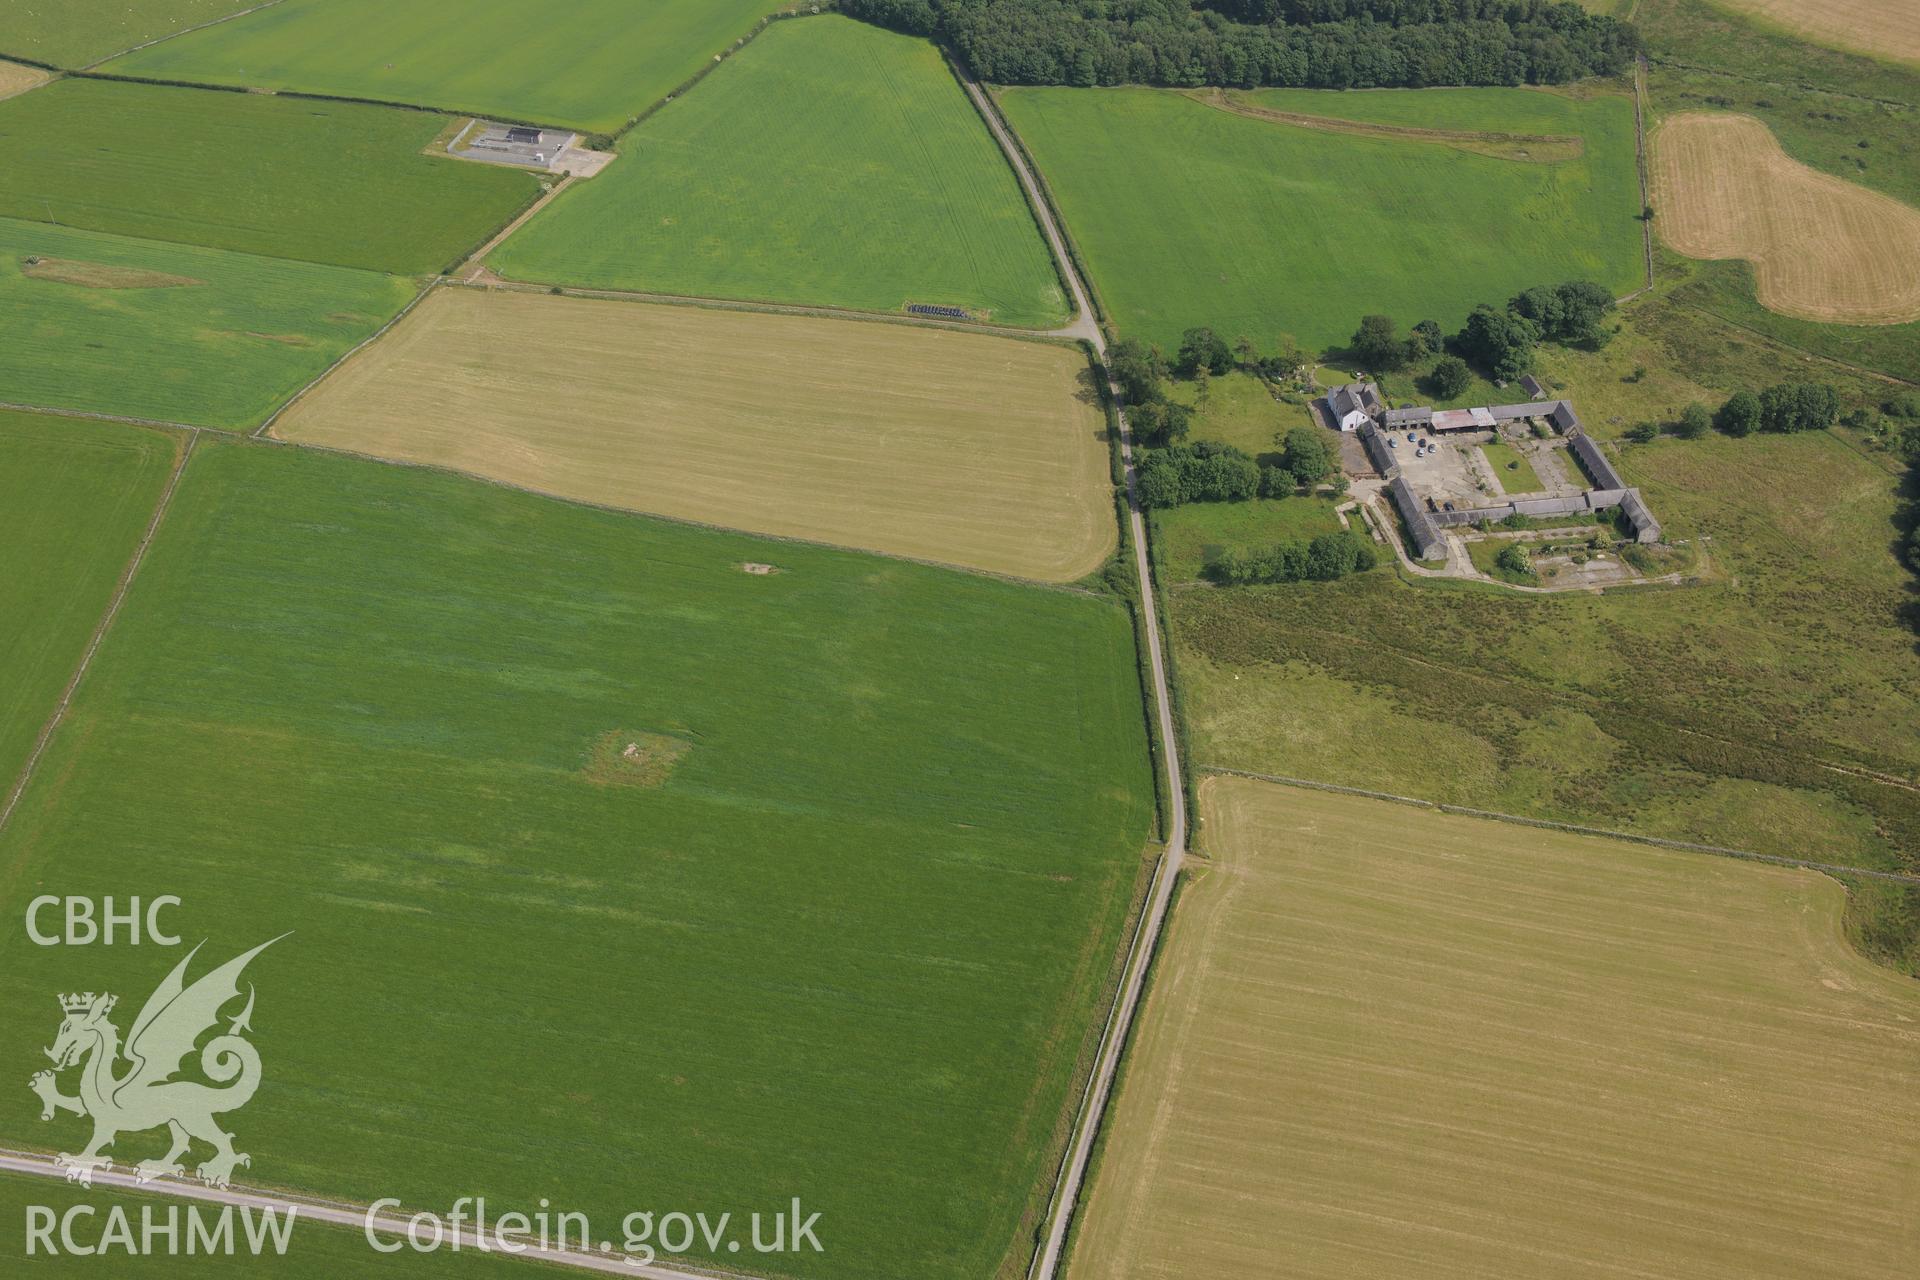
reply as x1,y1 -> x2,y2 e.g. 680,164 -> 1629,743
1,217 -> 414,429
1071,777 -> 1920,1280
1705,0 -> 1920,68
0,1173 -> 532,1274
1170,425 -> 1920,964
0,79 -> 537,274
1652,112 -> 1920,324
492,17 -> 1065,327
0,439 -> 1156,1280
0,0 -> 256,67
0,413 -> 176,796
273,289 -> 1115,582
998,86 -> 1642,352
102,0 -> 778,135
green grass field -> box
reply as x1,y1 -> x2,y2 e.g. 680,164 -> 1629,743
0,0 -> 255,67
102,0 -> 779,134
1152,498 -> 1345,583
998,85 -> 1643,353
1166,370 -> 1312,458
492,18 -> 1067,327
0,414 -> 177,795
1,218 -> 415,429
0,79 -> 537,274
0,438 -> 1156,1280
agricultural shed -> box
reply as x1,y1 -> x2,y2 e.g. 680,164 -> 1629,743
1387,474 -> 1445,560
1430,407 -> 1496,432
1568,428 -> 1625,491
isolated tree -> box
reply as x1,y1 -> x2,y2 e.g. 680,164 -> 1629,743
1626,420 -> 1660,444
1715,391 -> 1760,437
1408,319 -> 1444,360
1351,314 -> 1406,370
1174,327 -> 1233,378
1128,397 -> 1190,447
1677,402 -> 1712,439
1259,464 -> 1298,498
1233,335 -> 1258,368
1495,542 -> 1533,576
1137,458 -> 1185,509
1108,337 -> 1166,405
1265,332 -> 1304,381
1456,304 -> 1537,382
1426,355 -> 1471,400
1280,426 -> 1334,485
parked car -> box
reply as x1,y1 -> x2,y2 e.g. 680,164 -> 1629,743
1388,438 -> 1399,448
1407,432 -> 1417,442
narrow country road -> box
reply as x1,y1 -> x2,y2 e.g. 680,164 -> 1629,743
959,74 -> 1191,1280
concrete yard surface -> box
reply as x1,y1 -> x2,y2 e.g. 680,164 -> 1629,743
272,287 -> 1118,582
1069,775 -> 1920,1280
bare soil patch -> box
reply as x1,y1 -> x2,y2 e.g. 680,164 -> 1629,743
271,289 -> 1117,583
21,256 -> 203,290
1651,112 -> 1920,324
1185,88 -> 1583,162
739,562 -> 779,575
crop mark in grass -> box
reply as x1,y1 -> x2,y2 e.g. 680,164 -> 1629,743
21,255 -> 202,289
1184,88 -> 1586,162
581,731 -> 691,789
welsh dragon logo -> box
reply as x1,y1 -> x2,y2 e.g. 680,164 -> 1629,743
29,937 -> 286,1189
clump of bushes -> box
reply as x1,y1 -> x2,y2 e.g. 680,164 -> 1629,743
1205,532 -> 1377,586
1712,382 -> 1840,436
1138,441 -> 1260,508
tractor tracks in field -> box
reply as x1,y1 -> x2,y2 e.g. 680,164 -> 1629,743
0,430 -> 197,839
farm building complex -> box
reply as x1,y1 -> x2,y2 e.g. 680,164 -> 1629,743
1330,381 -> 1663,562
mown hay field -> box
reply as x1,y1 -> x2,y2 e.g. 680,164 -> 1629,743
1708,0 -> 1920,68
0,58 -> 48,100
1072,776 -> 1920,1280
0,0 -> 255,67
1652,112 -> 1920,324
0,439 -> 1156,1280
0,79 -> 538,274
997,85 -> 1643,352
1,218 -> 415,429
273,288 -> 1116,582
0,413 -> 177,794
1169,424 -> 1920,966
103,0 -> 778,135
492,16 -> 1068,328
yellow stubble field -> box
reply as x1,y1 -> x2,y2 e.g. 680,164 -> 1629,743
272,287 -> 1117,582
1652,111 -> 1920,324
1071,775 -> 1920,1280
